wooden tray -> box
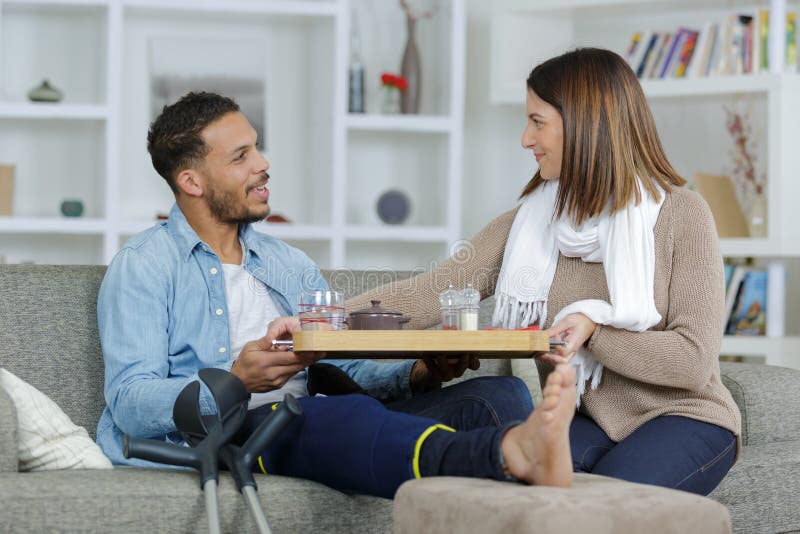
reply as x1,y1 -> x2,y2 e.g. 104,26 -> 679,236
292,330 -> 550,359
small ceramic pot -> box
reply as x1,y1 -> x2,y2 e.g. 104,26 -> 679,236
347,300 -> 411,330
60,199 -> 84,217
28,80 -> 63,103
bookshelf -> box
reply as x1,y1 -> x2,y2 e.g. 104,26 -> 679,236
0,0 -> 466,271
489,0 -> 800,370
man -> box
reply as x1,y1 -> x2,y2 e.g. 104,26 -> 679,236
96,91 -> 577,497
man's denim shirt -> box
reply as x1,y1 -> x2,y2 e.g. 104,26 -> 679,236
96,203 -> 414,466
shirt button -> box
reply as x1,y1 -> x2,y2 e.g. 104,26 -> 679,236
210,267 -> 218,275
215,308 -> 224,316
219,347 -> 226,353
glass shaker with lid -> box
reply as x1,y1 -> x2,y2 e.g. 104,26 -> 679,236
439,283 -> 461,330
459,283 -> 480,331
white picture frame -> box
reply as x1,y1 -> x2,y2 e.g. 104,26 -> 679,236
149,35 -> 268,150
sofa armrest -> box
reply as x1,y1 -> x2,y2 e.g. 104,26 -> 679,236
0,386 -> 19,472
720,361 -> 800,446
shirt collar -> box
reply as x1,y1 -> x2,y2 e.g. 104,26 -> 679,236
165,203 -> 261,263
165,204 -> 203,261
238,223 -> 261,265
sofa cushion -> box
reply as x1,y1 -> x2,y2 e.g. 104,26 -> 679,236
0,385 -> 18,472
394,474 -> 731,534
710,440 -> 800,534
0,265 -> 108,439
0,368 -> 111,471
0,469 -> 392,533
719,362 -> 800,446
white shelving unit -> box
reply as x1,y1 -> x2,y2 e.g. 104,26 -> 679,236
489,0 -> 800,369
0,0 -> 466,271
0,102 -> 108,119
345,113 -> 454,133
0,216 -> 106,234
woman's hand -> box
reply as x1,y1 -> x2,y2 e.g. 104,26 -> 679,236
540,313 -> 597,365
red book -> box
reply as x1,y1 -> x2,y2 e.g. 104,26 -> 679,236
674,30 -> 700,77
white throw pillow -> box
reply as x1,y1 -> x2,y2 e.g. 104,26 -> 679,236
0,368 -> 112,471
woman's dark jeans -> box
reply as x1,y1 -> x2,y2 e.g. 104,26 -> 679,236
570,412 -> 737,495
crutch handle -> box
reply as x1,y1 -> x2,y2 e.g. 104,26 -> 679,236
123,434 -> 200,469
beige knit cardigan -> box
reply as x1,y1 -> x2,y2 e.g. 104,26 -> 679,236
345,187 -> 742,444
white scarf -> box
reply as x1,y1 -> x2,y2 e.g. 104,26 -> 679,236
492,179 -> 665,404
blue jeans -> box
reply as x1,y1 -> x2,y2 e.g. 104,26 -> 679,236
240,376 -> 534,498
570,413 -> 737,495
386,375 -> 534,430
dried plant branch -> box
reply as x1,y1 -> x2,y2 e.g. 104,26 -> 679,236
725,106 -> 764,204
399,0 -> 440,22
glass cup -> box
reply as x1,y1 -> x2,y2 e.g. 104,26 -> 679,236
298,290 -> 346,331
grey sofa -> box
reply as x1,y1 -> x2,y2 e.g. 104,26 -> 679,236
0,264 -> 798,533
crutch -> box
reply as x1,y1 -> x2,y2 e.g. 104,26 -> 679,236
217,393 -> 301,534
124,368 -> 300,534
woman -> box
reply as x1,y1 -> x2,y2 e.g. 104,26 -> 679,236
346,47 -> 741,495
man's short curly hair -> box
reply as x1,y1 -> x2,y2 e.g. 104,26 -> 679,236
147,91 -> 240,192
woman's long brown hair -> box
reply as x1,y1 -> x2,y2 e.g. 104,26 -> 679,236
520,48 -> 686,225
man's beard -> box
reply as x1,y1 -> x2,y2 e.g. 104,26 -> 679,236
205,178 -> 269,225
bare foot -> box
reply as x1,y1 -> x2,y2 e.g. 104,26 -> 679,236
500,363 -> 576,487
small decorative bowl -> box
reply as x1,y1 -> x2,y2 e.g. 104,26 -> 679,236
60,200 -> 84,217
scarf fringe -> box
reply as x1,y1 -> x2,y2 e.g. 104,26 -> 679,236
492,293 -> 547,330
569,352 -> 604,409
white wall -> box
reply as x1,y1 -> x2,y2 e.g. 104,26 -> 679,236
461,0 -> 534,239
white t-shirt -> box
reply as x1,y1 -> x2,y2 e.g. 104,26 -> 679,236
221,261 -> 308,410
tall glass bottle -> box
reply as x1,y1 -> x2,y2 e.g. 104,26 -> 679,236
348,10 -> 365,113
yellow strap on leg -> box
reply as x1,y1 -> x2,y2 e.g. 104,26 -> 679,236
412,424 -> 456,479
256,403 -> 280,475
257,455 -> 268,475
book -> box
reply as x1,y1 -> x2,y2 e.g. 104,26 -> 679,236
706,21 -> 723,76
714,14 -> 738,75
766,262 -> 786,337
0,165 -> 13,216
749,10 -> 762,73
628,30 -> 653,74
650,32 -> 676,78
645,33 -> 671,78
689,22 -> 716,77
674,29 -> 700,77
729,269 -> 767,336
661,28 -> 687,78
723,265 -> 748,333
787,12 -> 798,72
759,9 -> 769,71
724,264 -> 735,291
730,15 -> 747,74
742,15 -> 754,73
625,31 -> 644,64
636,32 -> 660,78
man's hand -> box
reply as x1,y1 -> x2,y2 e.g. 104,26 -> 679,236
540,312 -> 597,366
230,317 -> 324,393
409,354 -> 480,394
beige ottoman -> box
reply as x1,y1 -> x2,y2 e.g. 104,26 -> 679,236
393,474 -> 731,534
